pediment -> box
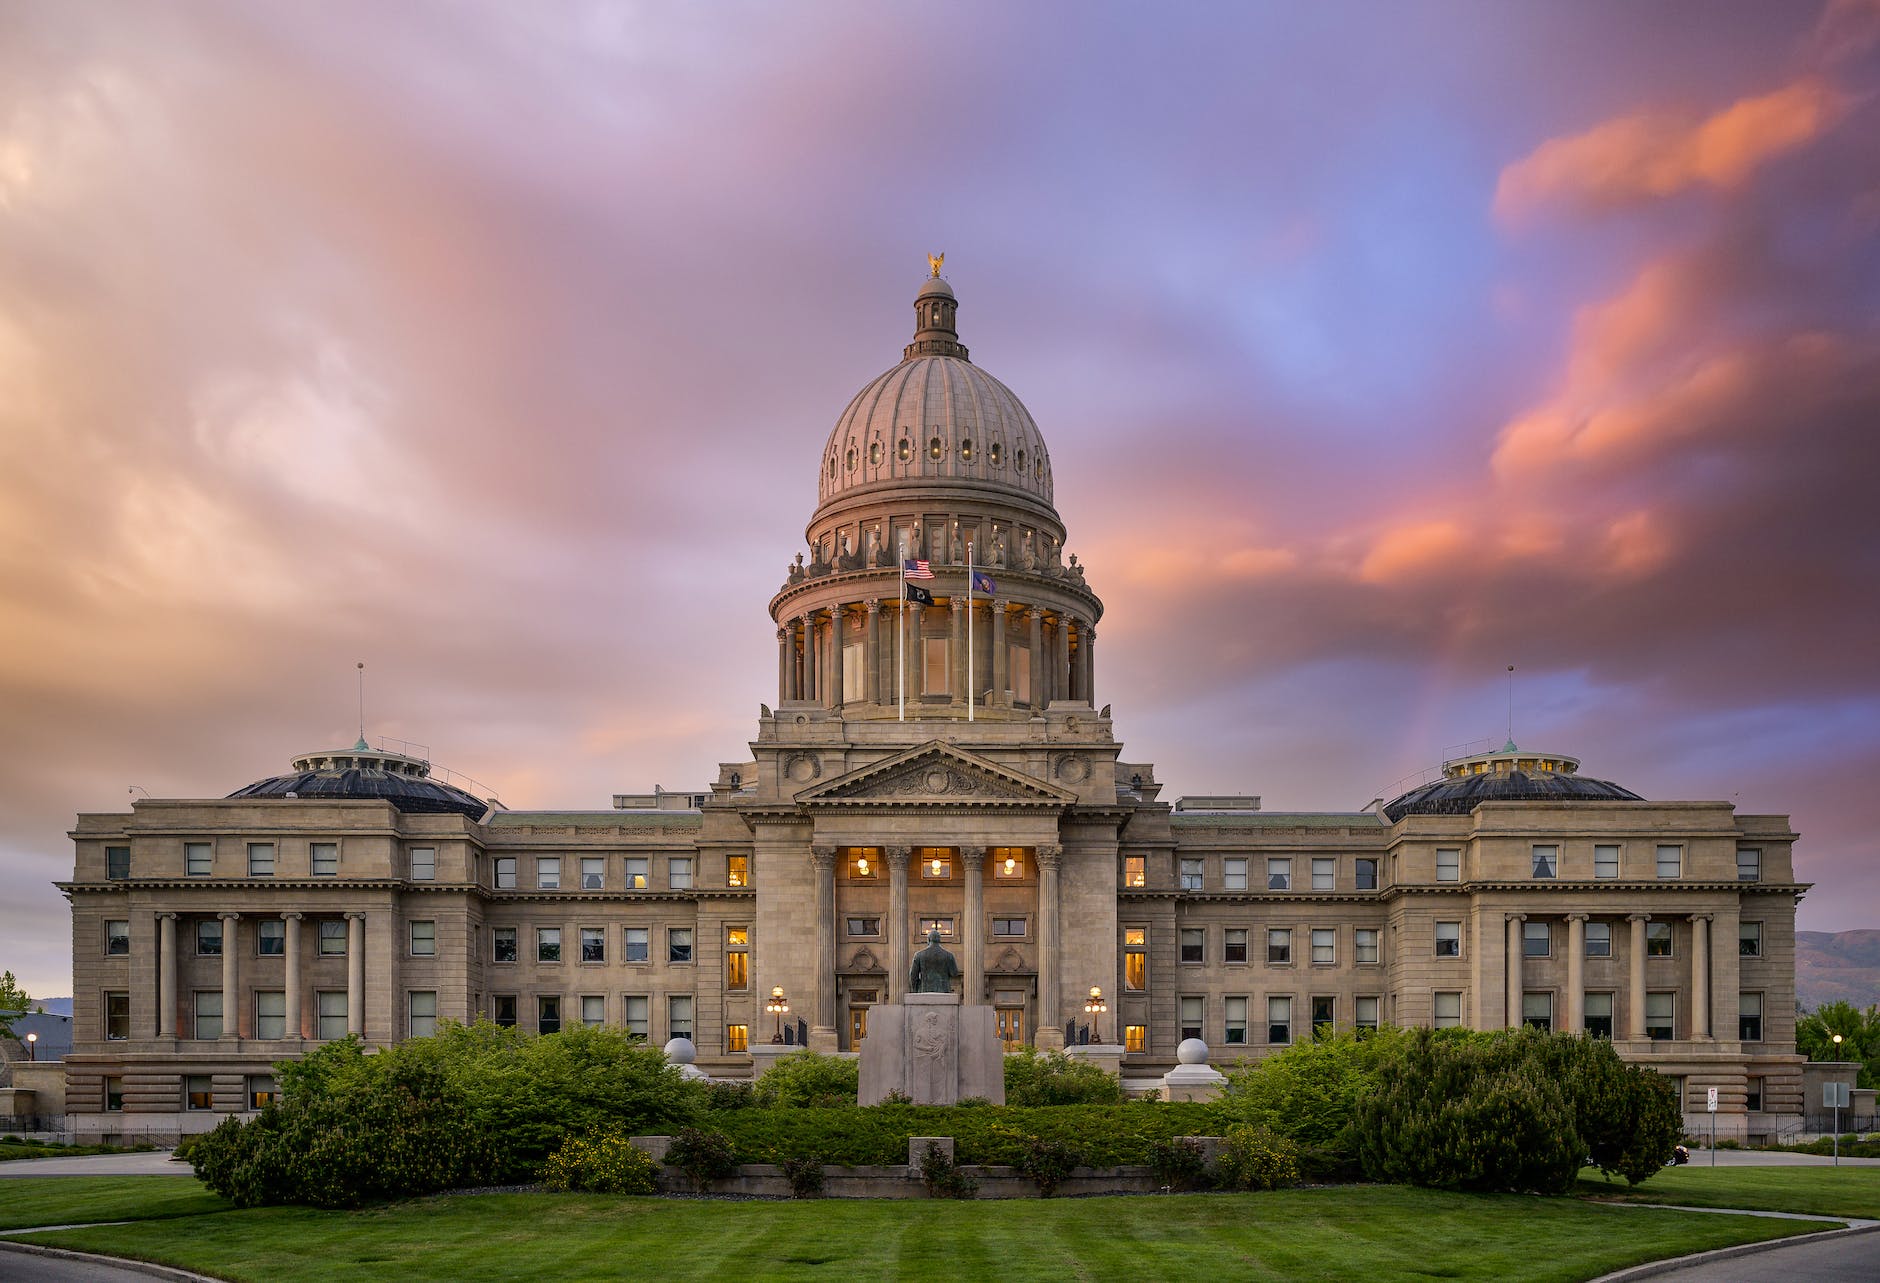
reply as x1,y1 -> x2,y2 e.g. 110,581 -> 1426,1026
796,742 -> 1075,808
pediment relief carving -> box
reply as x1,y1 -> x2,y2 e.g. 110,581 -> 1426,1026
798,742 -> 1074,807
991,946 -> 1029,973
846,947 -> 886,973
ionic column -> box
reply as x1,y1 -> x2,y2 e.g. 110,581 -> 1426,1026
801,612 -> 817,703
1690,914 -> 1712,1040
991,601 -> 1008,707
1566,913 -> 1588,1036
219,912 -> 241,1039
830,604 -> 847,705
1027,608 -> 1043,708
283,912 -> 303,1040
865,600 -> 881,705
777,627 -> 792,702
1505,914 -> 1525,1029
886,845 -> 911,1001
949,596 -> 965,707
809,847 -> 838,1049
157,913 -> 177,1038
346,912 -> 366,1037
961,846 -> 985,1004
1036,844 -> 1064,1047
1628,914 -> 1650,1039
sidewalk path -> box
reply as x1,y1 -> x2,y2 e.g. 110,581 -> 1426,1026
0,1152 -> 187,1177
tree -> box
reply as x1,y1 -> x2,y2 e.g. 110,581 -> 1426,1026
1797,1001 -> 1880,1089
0,971 -> 32,1038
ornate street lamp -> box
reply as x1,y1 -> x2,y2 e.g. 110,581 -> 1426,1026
1084,986 -> 1108,1044
24,1032 -> 36,1062
766,986 -> 790,1044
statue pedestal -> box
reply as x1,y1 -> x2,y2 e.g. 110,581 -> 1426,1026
858,993 -> 1005,1105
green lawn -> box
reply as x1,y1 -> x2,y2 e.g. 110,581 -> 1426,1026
8,1187 -> 1815,1283
0,1176 -> 229,1231
1578,1164 -> 1880,1219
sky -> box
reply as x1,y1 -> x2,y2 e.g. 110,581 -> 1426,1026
2,1 -> 1878,999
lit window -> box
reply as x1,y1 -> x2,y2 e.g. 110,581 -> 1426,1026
247,843 -> 275,877
1433,991 -> 1462,1028
105,919 -> 130,956
537,858 -> 561,890
624,858 -> 648,889
1531,846 -> 1558,879
670,858 -> 694,890
1435,922 -> 1460,958
1124,855 -> 1145,888
1267,858 -> 1291,891
1594,845 -> 1619,879
1436,848 -> 1460,882
728,854 -> 750,887
194,991 -> 223,1040
1522,992 -> 1552,1031
1267,928 -> 1291,965
490,995 -> 518,1029
1267,996 -> 1292,1045
1585,922 -> 1611,957
185,1075 -> 213,1111
1311,929 -> 1335,965
922,852 -> 952,880
1655,845 -> 1682,879
1123,1024 -> 1147,1052
898,438 -> 912,463
1740,922 -> 1761,957
1124,928 -> 1146,990
624,996 -> 649,1039
494,857 -> 516,889
316,991 -> 347,1039
255,991 -> 285,1039
406,846 -> 432,880
1584,992 -> 1613,1038
994,849 -> 1024,878
727,1023 -> 749,1053
1223,858 -> 1247,891
1355,859 -> 1378,890
537,927 -> 562,963
196,919 -> 224,957
409,991 -> 438,1039
581,927 -> 605,963
1179,859 -> 1203,892
493,927 -> 517,963
851,852 -> 877,879
1180,928 -> 1204,963
1523,921 -> 1550,958
1180,996 -> 1204,1041
313,842 -> 340,877
106,846 -> 130,880
1737,848 -> 1761,882
410,921 -> 436,957
870,441 -> 883,466
1225,996 -> 1248,1044
581,995 -> 606,1029
1312,858 -> 1335,891
1646,992 -> 1674,1040
928,435 -> 943,461
669,995 -> 694,1041
1646,922 -> 1673,957
669,928 -> 693,964
1355,929 -> 1379,964
1739,992 -> 1764,1041
727,928 -> 749,989
185,842 -> 212,876
537,996 -> 561,1035
581,857 -> 605,890
625,927 -> 649,962
919,917 -> 954,940
105,992 -> 129,1040
1225,927 -> 1248,963
1354,996 -> 1379,1031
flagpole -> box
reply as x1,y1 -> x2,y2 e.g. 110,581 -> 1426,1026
898,581 -> 906,723
967,540 -> 975,724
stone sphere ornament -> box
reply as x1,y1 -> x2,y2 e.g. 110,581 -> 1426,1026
1176,1037 -> 1210,1065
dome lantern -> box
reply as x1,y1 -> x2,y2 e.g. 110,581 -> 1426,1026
905,255 -> 968,361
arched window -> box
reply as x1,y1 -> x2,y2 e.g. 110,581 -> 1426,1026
929,436 -> 943,461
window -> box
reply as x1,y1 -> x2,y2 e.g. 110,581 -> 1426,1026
1746,1077 -> 1764,1112
1585,992 -> 1613,1038
247,842 -> 275,876
248,1075 -> 277,1109
1180,928 -> 1205,963
624,857 -> 649,889
727,1023 -> 749,1053
1124,928 -> 1147,990
1435,922 -> 1461,958
537,927 -> 562,963
105,919 -> 130,955
1225,928 -> 1249,964
728,854 -> 749,887
493,927 -> 518,963
1267,858 -> 1291,891
1123,1024 -> 1147,1053
625,927 -> 650,962
308,841 -> 341,877
186,1075 -> 213,1111
410,921 -> 436,957
317,991 -> 347,1039
256,991 -> 285,1039
1436,848 -> 1460,882
849,851 -> 877,879
669,995 -> 694,1041
1179,859 -> 1204,892
1223,858 -> 1247,891
1267,928 -> 1292,965
1312,858 -> 1335,891
1585,921 -> 1611,957
922,851 -> 952,880
992,917 -> 1026,938
1645,991 -> 1675,1040
1311,928 -> 1335,964
669,927 -> 693,964
1531,845 -> 1558,879
105,992 -> 129,1040
918,917 -> 955,940
1225,996 -> 1248,1045
1267,996 -> 1293,1045
727,928 -> 749,988
1355,929 -> 1379,964
537,857 -> 561,889
537,995 -> 561,1035
1655,844 -> 1682,878
106,846 -> 130,880
491,994 -> 518,1029
1312,996 -> 1335,1037
196,919 -> 224,957
194,991 -> 223,1040
105,1077 -> 124,1111
580,927 -> 605,963
922,637 -> 949,695
846,916 -> 880,938
670,858 -> 694,890
1522,992 -> 1553,1031
1646,922 -> 1673,957
1123,855 -> 1145,888
1356,859 -> 1378,891
1740,922 -> 1762,958
495,857 -> 516,889
624,995 -> 650,1039
257,919 -> 284,956
1433,991 -> 1462,1028
993,849 -> 1025,879
1523,921 -> 1551,958
581,995 -> 606,1028
406,846 -> 432,880
1170,995 -> 1200,1041
1594,844 -> 1619,879
1355,996 -> 1379,1031
1739,992 -> 1763,1041
580,857 -> 605,890
410,991 -> 438,1038
1737,848 -> 1761,882
185,842 -> 212,876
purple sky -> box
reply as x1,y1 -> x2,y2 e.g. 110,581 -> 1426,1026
3,1 -> 1878,998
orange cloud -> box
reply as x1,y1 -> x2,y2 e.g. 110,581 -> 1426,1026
1358,520 -> 1469,584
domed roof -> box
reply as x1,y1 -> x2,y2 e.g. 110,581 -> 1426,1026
816,269 -> 1054,515
1383,743 -> 1641,822
228,743 -> 490,819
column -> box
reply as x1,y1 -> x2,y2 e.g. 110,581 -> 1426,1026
1690,914 -> 1712,1040
1036,844 -> 1064,1047
1505,914 -> 1525,1029
1628,914 -> 1650,1039
1566,913 -> 1588,1037
1079,624 -> 1096,704
886,845 -> 911,1001
833,604 -> 850,705
903,598 -> 921,706
949,596 -> 965,708
1713,903 -> 1742,1047
777,628 -> 792,702
960,846 -> 985,1005
1027,608 -> 1043,708
346,912 -> 366,1037
865,600 -> 881,705
1056,617 -> 1071,705
283,912 -> 303,1040
800,613 -> 817,703
809,847 -> 838,1049
157,913 -> 177,1038
219,912 -> 241,1039
991,601 -> 1008,707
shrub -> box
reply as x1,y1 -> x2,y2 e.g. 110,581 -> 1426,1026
666,1126 -> 738,1190
1216,1124 -> 1300,1191
703,1080 -> 755,1112
1148,1136 -> 1211,1191
917,1141 -> 978,1199
1003,1047 -> 1124,1106
1014,1134 -> 1082,1197
541,1131 -> 660,1194
751,1051 -> 859,1108
779,1155 -> 826,1198
1219,1028 -> 1407,1166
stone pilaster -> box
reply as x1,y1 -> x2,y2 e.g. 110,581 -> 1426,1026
1056,617 -> 1071,704
961,845 -> 985,1004
949,596 -> 965,707
1505,914 -> 1526,1029
809,846 -> 838,1050
1027,608 -> 1043,708
157,913 -> 177,1038
219,913 -> 241,1039
1691,914 -> 1712,1040
801,612 -> 817,703
283,912 -> 303,1040
1628,914 -> 1650,1039
1566,913 -> 1588,1036
830,604 -> 846,705
886,845 -> 911,1002
346,912 -> 366,1037
865,600 -> 881,705
1036,844 -> 1064,1047
991,600 -> 1007,706
777,627 -> 792,702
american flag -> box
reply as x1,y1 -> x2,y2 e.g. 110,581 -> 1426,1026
902,559 -> 934,580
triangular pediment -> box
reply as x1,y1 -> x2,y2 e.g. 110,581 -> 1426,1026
797,742 -> 1075,808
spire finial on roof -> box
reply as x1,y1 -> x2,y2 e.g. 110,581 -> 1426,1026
355,661 -> 368,751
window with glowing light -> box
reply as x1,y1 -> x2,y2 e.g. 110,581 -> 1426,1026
921,850 -> 952,880
993,848 -> 1024,878
850,852 -> 877,879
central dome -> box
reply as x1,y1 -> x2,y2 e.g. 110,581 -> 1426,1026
814,272 -> 1054,521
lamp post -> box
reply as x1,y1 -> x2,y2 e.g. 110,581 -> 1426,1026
766,986 -> 790,1044
1832,1033 -> 1845,1166
1084,986 -> 1107,1044
24,1032 -> 36,1062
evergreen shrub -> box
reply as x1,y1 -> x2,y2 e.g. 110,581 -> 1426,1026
541,1131 -> 660,1194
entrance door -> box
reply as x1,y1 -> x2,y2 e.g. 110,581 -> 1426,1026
995,1006 -> 1025,1050
849,1005 -> 869,1048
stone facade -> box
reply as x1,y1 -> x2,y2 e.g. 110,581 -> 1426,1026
57,268 -> 1807,1139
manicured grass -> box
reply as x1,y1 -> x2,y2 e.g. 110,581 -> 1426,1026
1578,1164 -> 1880,1219
0,1176 -> 229,1231
16,1187 -> 1813,1282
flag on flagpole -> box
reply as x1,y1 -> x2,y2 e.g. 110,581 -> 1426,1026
971,571 -> 996,596
902,559 -> 934,580
904,583 -> 934,606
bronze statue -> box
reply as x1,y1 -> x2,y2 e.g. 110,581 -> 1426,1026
909,926 -> 961,993
928,251 -> 945,279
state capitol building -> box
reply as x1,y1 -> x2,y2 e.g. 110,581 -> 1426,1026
60,266 -> 1807,1138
